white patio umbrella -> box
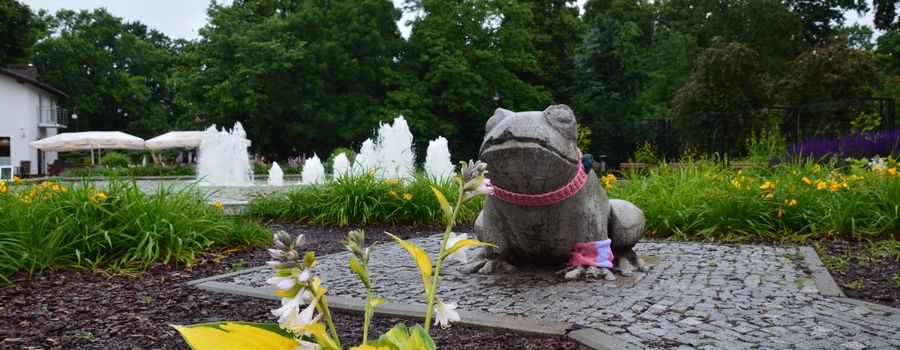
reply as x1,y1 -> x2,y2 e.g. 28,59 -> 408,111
29,131 -> 146,164
144,131 -> 251,150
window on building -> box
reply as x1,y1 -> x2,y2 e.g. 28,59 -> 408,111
0,137 -> 11,180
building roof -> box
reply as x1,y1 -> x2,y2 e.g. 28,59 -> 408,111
0,68 -> 69,100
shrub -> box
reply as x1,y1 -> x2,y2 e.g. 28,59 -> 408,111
0,180 -> 269,283
250,172 -> 482,226
62,165 -> 196,177
608,158 -> 899,242
100,151 -> 131,168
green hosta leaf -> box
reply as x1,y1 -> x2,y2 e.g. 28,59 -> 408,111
429,186 -> 452,221
443,239 -> 496,260
171,321 -> 297,350
349,257 -> 370,288
374,323 -> 436,350
384,232 -> 432,281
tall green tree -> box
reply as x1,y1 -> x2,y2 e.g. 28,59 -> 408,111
671,42 -> 769,153
785,0 -> 868,45
389,0 -> 553,160
173,0 -> 402,158
0,0 -> 45,64
33,9 -> 173,137
777,39 -> 880,138
518,0 -> 582,104
573,0 -> 654,122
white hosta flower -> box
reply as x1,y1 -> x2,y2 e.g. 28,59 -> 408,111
446,232 -> 469,263
272,290 -> 310,326
294,339 -> 320,350
298,268 -> 310,283
268,248 -> 286,259
266,274 -> 298,291
285,296 -> 321,331
462,177 -> 493,202
433,299 -> 460,329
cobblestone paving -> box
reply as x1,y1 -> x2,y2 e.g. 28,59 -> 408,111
223,236 -> 900,349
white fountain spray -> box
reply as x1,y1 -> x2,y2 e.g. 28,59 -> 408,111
197,122 -> 253,186
424,136 -> 454,180
372,116 -> 415,180
268,161 -> 284,186
300,154 -> 326,185
352,138 -> 377,176
332,153 -> 350,179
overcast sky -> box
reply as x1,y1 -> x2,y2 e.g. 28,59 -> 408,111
20,0 -> 878,41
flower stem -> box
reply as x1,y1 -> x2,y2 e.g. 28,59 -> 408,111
423,186 -> 464,333
308,281 -> 342,349
362,286 -> 373,344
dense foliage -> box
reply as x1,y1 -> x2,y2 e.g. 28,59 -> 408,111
1,0 -> 897,161
609,158 -> 899,241
250,173 -> 483,226
0,180 -> 269,283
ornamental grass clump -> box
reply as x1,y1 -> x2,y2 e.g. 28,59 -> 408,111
250,171 -> 482,226
0,179 -> 268,283
174,160 -> 496,350
609,157 -> 899,242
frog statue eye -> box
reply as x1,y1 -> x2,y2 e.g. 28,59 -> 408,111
543,105 -> 576,135
485,108 -> 512,133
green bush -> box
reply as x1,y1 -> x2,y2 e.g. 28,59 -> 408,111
100,151 -> 132,168
0,180 -> 269,283
608,158 -> 899,242
63,165 -> 196,177
252,162 -> 269,175
250,172 -> 482,226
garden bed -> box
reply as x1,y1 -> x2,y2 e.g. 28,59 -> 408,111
0,223 -> 587,350
2,221 -> 896,350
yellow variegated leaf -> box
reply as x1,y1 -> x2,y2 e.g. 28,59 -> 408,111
311,276 -> 327,296
275,284 -> 301,298
171,322 -> 297,350
291,323 -> 340,350
443,239 -> 497,260
429,186 -> 452,220
369,298 -> 385,308
349,257 -> 370,288
385,232 -> 432,280
350,344 -> 391,350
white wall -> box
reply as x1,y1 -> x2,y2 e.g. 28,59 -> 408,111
0,75 -> 62,175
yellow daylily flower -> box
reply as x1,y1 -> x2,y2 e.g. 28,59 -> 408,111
402,193 -> 412,201
759,181 -> 775,190
214,200 -> 224,209
764,193 -> 774,199
801,176 -> 811,185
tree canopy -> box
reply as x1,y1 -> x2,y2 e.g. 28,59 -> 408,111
6,0 -> 893,162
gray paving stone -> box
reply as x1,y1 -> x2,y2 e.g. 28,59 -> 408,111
192,236 -> 899,350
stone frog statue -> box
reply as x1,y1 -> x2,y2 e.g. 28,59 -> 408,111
463,105 -> 648,280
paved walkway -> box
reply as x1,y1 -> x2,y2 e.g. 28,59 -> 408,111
195,236 -> 899,349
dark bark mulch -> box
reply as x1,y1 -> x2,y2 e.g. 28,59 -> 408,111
814,237 -> 899,308
0,223 -> 587,350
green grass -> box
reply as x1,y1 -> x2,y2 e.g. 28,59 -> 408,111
250,172 -> 482,226
0,180 -> 269,283
608,158 -> 899,242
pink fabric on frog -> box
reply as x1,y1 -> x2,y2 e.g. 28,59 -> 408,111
568,239 -> 614,268
491,150 -> 587,206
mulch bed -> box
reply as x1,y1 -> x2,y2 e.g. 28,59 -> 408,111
1,222 -> 896,349
0,223 -> 587,350
814,237 -> 899,308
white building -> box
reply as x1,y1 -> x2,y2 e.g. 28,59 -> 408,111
0,66 -> 69,179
